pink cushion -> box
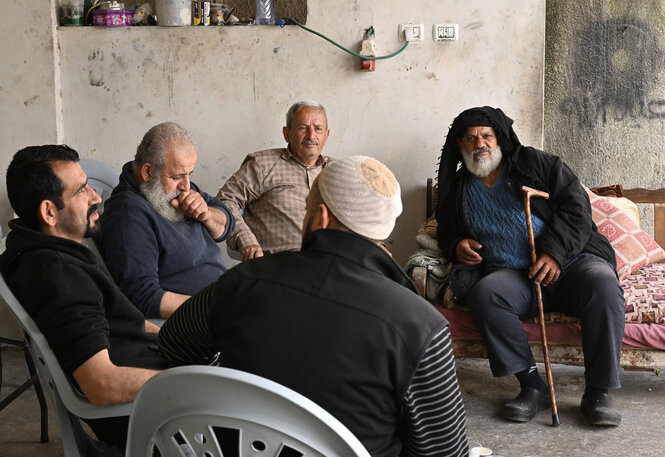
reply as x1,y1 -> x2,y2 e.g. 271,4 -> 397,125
585,188 -> 665,280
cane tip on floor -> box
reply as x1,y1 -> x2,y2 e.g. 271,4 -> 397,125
552,414 -> 561,426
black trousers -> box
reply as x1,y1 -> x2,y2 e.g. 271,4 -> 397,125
82,416 -> 128,456
466,253 -> 625,389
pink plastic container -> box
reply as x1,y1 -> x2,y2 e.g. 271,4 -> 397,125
93,8 -> 134,26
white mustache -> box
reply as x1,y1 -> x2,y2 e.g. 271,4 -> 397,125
169,189 -> 182,201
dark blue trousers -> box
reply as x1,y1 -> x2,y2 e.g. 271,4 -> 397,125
466,253 -> 625,389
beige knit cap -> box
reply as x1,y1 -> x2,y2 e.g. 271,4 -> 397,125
317,155 -> 402,240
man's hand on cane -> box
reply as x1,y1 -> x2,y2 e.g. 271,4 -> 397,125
529,252 -> 561,287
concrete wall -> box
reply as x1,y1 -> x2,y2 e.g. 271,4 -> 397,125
55,0 -> 545,265
0,0 -> 545,336
0,0 -> 59,339
545,0 -> 665,188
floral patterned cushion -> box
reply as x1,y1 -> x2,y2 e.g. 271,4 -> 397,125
585,188 -> 665,280
623,263 -> 665,324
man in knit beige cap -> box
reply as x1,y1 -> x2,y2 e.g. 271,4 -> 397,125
302,155 -> 401,242
158,155 -> 469,457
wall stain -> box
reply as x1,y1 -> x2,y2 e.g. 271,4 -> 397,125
561,18 -> 665,127
23,95 -> 38,106
89,70 -> 104,87
465,20 -> 483,30
465,9 -> 483,30
88,49 -> 104,61
112,52 -> 127,70
87,48 -> 105,87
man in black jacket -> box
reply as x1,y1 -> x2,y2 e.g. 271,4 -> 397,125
0,145 -> 167,454
159,155 -> 469,457
436,106 -> 625,426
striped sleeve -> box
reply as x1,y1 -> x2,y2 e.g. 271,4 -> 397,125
401,326 -> 469,457
158,282 -> 219,366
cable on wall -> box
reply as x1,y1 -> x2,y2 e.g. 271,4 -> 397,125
279,17 -> 410,61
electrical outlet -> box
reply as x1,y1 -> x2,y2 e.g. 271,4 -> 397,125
433,24 -> 459,42
398,23 -> 424,42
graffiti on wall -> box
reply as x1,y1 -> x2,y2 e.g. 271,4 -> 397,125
560,19 -> 665,127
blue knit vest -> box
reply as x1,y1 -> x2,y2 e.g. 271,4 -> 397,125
466,171 -> 544,269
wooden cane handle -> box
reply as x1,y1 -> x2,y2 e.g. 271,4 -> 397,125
522,185 -> 550,200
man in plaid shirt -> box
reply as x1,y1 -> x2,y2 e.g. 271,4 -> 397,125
218,100 -> 332,260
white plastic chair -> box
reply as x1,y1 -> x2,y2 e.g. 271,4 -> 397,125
0,273 -> 132,457
126,365 -> 371,457
80,157 -> 118,256
0,224 -> 48,444
79,158 -> 119,216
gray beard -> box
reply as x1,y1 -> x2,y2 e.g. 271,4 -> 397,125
140,179 -> 185,223
462,145 -> 503,178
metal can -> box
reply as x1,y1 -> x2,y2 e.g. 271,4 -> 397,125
191,1 -> 210,26
210,3 -> 224,25
62,1 -> 84,26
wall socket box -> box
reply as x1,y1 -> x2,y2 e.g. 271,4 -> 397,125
398,23 -> 425,41
433,24 -> 459,41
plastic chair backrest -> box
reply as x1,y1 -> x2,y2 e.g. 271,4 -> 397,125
126,365 -> 371,457
79,158 -> 118,263
79,158 -> 119,215
0,273 -> 131,456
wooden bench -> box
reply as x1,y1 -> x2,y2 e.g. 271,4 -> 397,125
412,178 -> 665,373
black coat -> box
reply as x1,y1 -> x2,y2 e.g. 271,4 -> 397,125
209,229 -> 449,457
436,106 -> 615,270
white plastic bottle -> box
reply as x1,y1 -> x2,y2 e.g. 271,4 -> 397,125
254,0 -> 275,25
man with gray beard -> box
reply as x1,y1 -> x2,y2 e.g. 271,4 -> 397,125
436,106 -> 625,427
96,122 -> 234,319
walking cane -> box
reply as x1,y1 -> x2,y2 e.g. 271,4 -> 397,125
522,185 -> 561,426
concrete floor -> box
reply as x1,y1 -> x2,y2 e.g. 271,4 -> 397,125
1,347 -> 664,457
459,358 -> 665,457
0,347 -> 63,457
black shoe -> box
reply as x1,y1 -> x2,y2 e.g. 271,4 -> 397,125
580,392 -> 621,426
502,387 -> 550,422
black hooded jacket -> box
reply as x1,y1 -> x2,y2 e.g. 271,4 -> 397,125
0,219 -> 165,376
435,106 -> 616,272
